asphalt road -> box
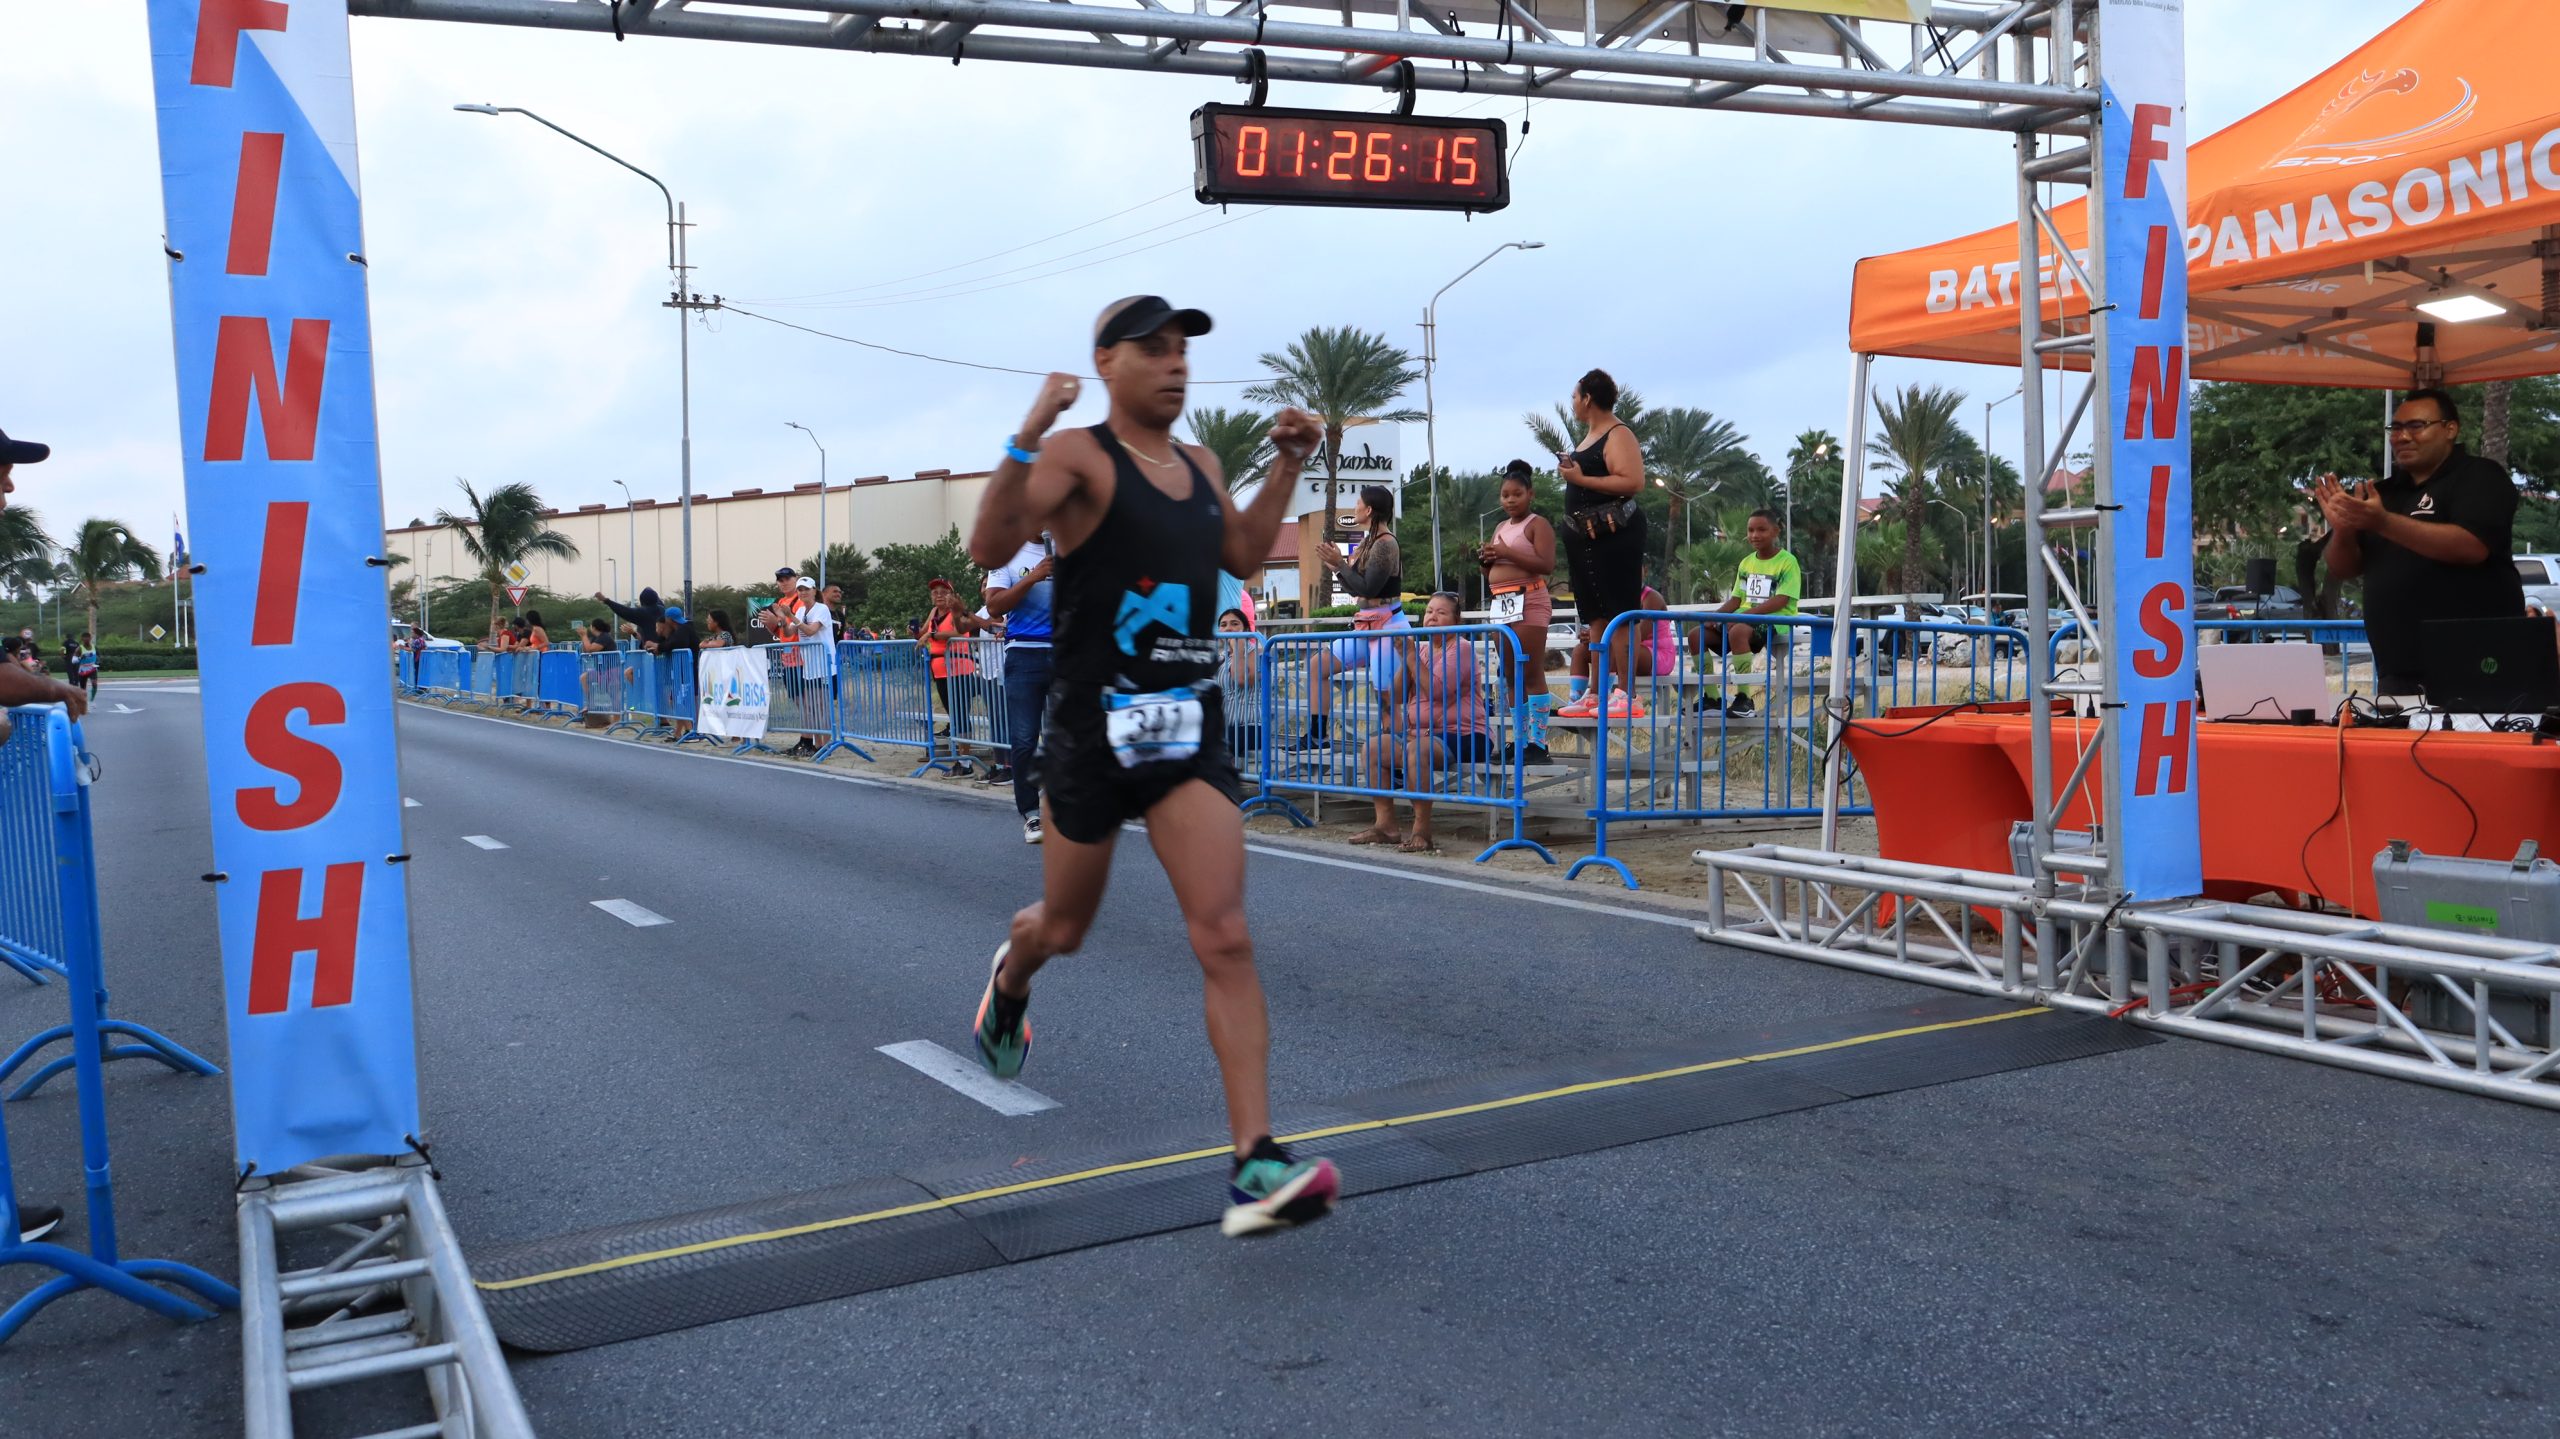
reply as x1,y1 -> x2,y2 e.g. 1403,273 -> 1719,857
5,683 -> 2558,1436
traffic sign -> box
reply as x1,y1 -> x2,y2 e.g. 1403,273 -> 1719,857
150,624 -> 168,640
505,584 -> 529,606
503,561 -> 531,585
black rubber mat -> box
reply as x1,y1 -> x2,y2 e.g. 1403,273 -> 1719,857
474,1175 -> 1002,1353
475,1001 -> 2158,1352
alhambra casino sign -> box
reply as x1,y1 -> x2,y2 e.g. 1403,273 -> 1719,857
144,0 -> 423,1174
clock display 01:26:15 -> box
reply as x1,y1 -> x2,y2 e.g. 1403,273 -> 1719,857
1233,123 -> 1485,188
1192,105 -> 1510,211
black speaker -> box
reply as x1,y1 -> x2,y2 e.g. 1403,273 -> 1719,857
2244,556 -> 2277,596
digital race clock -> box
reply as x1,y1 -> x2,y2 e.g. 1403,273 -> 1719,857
1192,104 -> 1510,213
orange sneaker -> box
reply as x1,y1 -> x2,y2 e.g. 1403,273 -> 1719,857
1602,691 -> 1647,719
1553,693 -> 1600,719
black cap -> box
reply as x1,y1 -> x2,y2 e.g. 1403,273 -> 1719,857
0,428 -> 49,466
774,566 -> 797,579
1094,295 -> 1212,349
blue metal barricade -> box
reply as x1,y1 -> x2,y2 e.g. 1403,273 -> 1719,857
1218,631 -> 1266,783
744,639 -> 834,756
466,649 -> 501,707
537,650 -> 583,719
1564,611 -> 1861,888
833,640 -> 939,765
578,648 -> 625,723
1250,624 -> 1551,864
936,636 -> 1009,777
394,648 -> 417,694
415,647 -> 467,704
0,705 -> 236,1344
1850,617 -> 2033,714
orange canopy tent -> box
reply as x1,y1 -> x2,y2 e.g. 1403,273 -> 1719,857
1850,0 -> 2560,387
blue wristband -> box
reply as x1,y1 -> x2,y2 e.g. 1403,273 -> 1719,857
1005,435 -> 1038,465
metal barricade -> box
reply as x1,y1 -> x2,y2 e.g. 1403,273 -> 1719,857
536,649 -> 583,721
745,639 -> 835,757
0,705 -> 236,1344
1250,624 -> 1551,863
935,636 -> 1010,777
465,649 -> 501,707
1218,631 -> 1266,783
1566,612 -> 1863,888
834,640 -> 936,764
394,648 -> 417,694
415,648 -> 467,704
1849,617 -> 2033,715
578,647 -> 626,724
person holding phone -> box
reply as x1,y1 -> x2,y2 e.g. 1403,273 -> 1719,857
1550,369 -> 1649,719
1476,460 -> 1557,761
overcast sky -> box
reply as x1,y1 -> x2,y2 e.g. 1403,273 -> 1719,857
3,1 -> 2414,553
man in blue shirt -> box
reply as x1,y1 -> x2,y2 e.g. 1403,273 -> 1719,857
985,533 -> 1057,843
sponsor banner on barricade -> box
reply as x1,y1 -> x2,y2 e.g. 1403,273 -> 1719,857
144,0 -> 420,1169
697,646 -> 769,739
2097,0 -> 2202,898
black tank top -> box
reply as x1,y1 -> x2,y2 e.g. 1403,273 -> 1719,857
1053,425 -> 1227,691
1568,423 -> 1623,514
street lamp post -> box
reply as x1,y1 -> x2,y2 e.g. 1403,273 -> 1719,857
1422,240 -> 1545,593
455,103 -> 701,612
1984,387 -> 2023,596
608,478 -> 638,603
785,422 -> 828,592
1930,494 -> 1974,599
1652,476 -> 1712,552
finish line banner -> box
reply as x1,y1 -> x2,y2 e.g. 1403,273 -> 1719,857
145,0 -> 422,1172
2099,0 -> 2202,901
695,648 -> 771,740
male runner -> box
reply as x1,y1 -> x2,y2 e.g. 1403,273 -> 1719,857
965,296 -> 1336,1238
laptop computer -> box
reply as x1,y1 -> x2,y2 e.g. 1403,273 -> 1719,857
2420,616 -> 2560,714
2197,641 -> 2331,723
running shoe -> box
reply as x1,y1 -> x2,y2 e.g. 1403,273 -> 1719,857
1023,813 -> 1044,845
973,943 -> 1032,1079
1552,693 -> 1600,719
1221,1138 -> 1340,1238
1520,743 -> 1554,767
16,1200 -> 63,1244
1724,693 -> 1755,718
1601,691 -> 1647,719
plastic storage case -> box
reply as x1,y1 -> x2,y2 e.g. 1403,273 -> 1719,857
2372,841 -> 2560,1046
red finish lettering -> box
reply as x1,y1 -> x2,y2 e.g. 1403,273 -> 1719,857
2145,464 -> 2172,560
2126,103 -> 2173,200
246,863 -> 365,1014
237,682 -> 345,831
2131,581 -> 2188,679
2133,699 -> 2194,798
204,316 -> 329,462
2122,345 -> 2184,441
252,501 -> 310,646
2138,223 -> 2170,321
191,0 -> 291,89
226,132 -> 285,276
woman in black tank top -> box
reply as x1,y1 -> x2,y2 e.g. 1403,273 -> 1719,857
1553,368 -> 1649,713
1051,424 -> 1226,694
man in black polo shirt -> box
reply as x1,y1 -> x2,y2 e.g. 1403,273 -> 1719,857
2316,387 -> 2524,694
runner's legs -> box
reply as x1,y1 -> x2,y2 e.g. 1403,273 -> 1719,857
1142,778 -> 1269,1155
995,799 -> 1115,999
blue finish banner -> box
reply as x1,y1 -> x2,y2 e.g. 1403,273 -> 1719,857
2098,0 -> 2203,900
145,0 -> 423,1171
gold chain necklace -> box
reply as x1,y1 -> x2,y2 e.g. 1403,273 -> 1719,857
1114,430 -> 1179,468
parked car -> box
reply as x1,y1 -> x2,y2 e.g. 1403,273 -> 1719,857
2518,554 -> 2560,615
393,620 -> 465,652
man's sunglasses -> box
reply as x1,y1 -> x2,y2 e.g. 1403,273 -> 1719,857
2383,419 -> 2450,435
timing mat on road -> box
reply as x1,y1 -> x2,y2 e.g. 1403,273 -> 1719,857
472,994 -> 2155,1351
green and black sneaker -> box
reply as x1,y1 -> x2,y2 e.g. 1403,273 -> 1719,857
972,942 -> 1032,1079
1220,1136 -> 1340,1238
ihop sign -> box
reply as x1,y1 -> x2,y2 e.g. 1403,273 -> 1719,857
145,0 -> 422,1174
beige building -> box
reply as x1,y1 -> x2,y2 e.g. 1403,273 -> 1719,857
383,468 -> 997,600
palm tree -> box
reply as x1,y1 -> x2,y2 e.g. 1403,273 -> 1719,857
1644,407 -> 1752,571
1784,429 -> 1846,592
434,479 -> 580,635
68,519 -> 163,643
1521,388 -> 1650,458
1183,406 -> 1274,493
1,505 -> 53,597
1242,328 -> 1425,569
1868,384 -> 1969,594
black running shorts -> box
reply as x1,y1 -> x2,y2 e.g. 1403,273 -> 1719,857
1040,681 -> 1242,845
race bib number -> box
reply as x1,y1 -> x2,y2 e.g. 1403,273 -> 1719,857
1104,685 -> 1203,769
1488,589 -> 1528,624
1743,573 -> 1774,603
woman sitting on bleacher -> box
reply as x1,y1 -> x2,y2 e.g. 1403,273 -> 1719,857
1351,593 -> 1491,855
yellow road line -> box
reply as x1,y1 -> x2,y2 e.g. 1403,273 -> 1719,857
476,1007 -> 2047,1293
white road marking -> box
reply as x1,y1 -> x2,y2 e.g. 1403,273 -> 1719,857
591,898 -> 670,928
877,1040 -> 1059,1116
111,703 -> 145,714
462,834 -> 507,850
403,798 -> 421,808
1243,843 -> 1703,930
404,698 -> 1709,934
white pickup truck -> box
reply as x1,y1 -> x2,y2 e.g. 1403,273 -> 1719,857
2519,554 -> 2560,615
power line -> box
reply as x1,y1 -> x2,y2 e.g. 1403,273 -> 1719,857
730,185 -> 1189,304
716,303 -> 1263,386
760,208 -> 1237,310
780,208 -> 1268,311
